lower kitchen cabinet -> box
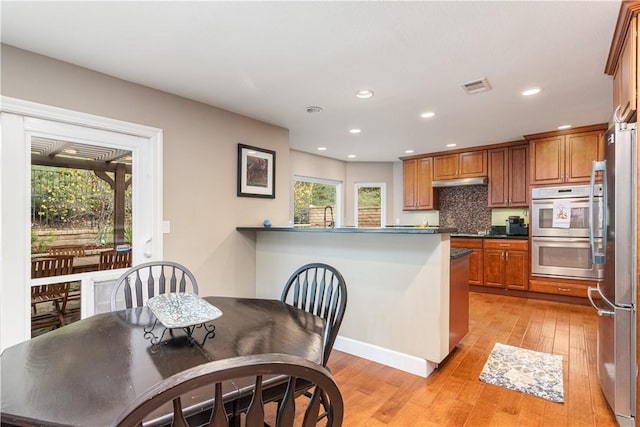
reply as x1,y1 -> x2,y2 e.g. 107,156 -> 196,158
483,239 -> 529,290
529,276 -> 597,298
451,238 -> 483,286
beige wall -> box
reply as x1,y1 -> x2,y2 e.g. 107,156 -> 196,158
290,150 -> 395,226
1,44 -> 290,297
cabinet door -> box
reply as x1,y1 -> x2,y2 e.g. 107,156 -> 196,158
508,145 -> 529,206
483,249 -> 505,288
459,150 -> 487,177
402,159 -> 417,210
530,136 -> 565,185
504,250 -> 528,290
416,157 -> 437,209
614,16 -> 637,122
565,131 -> 604,183
488,148 -> 508,207
468,248 -> 484,286
433,154 -> 459,180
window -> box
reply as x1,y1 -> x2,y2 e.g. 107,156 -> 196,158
293,176 -> 342,228
354,182 -> 386,228
31,140 -> 133,276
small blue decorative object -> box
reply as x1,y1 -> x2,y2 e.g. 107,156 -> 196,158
263,219 -> 272,228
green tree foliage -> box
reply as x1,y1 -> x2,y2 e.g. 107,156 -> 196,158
358,187 -> 381,207
31,165 -> 132,245
293,181 -> 337,224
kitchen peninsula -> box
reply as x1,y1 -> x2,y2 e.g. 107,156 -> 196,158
237,226 -> 466,378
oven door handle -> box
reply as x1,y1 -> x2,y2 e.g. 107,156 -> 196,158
590,160 -> 607,265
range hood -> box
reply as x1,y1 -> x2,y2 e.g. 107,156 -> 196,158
432,177 -> 488,187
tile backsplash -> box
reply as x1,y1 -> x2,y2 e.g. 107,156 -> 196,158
438,185 -> 491,233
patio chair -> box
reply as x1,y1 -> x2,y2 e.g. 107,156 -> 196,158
110,261 -> 199,311
31,255 -> 74,330
281,263 -> 347,367
48,244 -> 86,257
113,353 -> 344,427
99,250 -> 132,270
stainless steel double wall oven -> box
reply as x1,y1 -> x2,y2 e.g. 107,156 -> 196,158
530,184 -> 604,280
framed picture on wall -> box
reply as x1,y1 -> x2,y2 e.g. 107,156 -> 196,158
237,143 -> 276,198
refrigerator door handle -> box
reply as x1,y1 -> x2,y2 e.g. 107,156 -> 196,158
587,286 -> 615,316
590,160 -> 607,264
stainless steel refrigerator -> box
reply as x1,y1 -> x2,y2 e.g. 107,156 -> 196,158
588,122 -> 637,426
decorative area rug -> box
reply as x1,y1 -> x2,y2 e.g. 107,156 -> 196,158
479,343 -> 564,403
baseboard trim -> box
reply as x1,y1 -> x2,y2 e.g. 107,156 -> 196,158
333,336 -> 436,378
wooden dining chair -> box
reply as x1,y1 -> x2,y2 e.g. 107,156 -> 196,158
31,255 -> 74,330
48,244 -> 86,257
99,250 -> 132,270
110,261 -> 199,311
113,353 -> 344,427
281,263 -> 348,367
279,263 -> 347,422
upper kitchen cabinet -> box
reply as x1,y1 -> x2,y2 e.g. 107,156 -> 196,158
433,150 -> 487,181
606,3 -> 640,122
402,157 -> 438,210
488,143 -> 529,207
526,124 -> 606,186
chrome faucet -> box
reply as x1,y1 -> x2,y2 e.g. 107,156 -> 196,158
323,205 -> 335,228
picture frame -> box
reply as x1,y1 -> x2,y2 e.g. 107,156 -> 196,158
237,143 -> 276,198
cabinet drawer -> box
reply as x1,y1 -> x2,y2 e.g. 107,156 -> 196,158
528,279 -> 592,298
483,239 -> 528,251
451,238 -> 483,249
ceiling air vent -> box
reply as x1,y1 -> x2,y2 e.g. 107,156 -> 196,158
461,77 -> 492,95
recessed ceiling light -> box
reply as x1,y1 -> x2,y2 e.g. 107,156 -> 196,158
522,88 -> 542,96
347,154 -> 356,158
420,112 -> 435,118
558,124 -> 572,130
317,147 -> 327,151
404,150 -> 414,154
355,90 -> 374,99
305,106 -> 323,113
64,149 -> 77,154
349,129 -> 361,134
446,143 -> 457,148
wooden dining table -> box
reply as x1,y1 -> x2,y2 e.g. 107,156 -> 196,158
0,296 -> 325,427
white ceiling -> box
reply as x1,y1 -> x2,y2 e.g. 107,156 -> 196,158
1,1 -> 622,162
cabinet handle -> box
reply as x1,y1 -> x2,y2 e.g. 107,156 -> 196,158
499,243 -> 509,247
505,252 -> 509,261
557,287 -> 572,292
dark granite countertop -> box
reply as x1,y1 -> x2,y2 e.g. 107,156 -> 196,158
237,226 -> 458,234
450,248 -> 473,259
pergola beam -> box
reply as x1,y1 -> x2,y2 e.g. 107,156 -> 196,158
31,154 -> 132,174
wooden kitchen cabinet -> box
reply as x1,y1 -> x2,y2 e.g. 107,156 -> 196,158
526,125 -> 606,186
433,150 -> 487,181
488,144 -> 528,207
483,239 -> 528,290
402,157 -> 438,210
451,238 -> 483,286
613,15 -> 637,122
606,3 -> 640,122
529,276 -> 597,299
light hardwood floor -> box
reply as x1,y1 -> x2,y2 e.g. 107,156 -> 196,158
325,291 -> 618,426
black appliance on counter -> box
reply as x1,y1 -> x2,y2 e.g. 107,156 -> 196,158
506,216 -> 528,236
